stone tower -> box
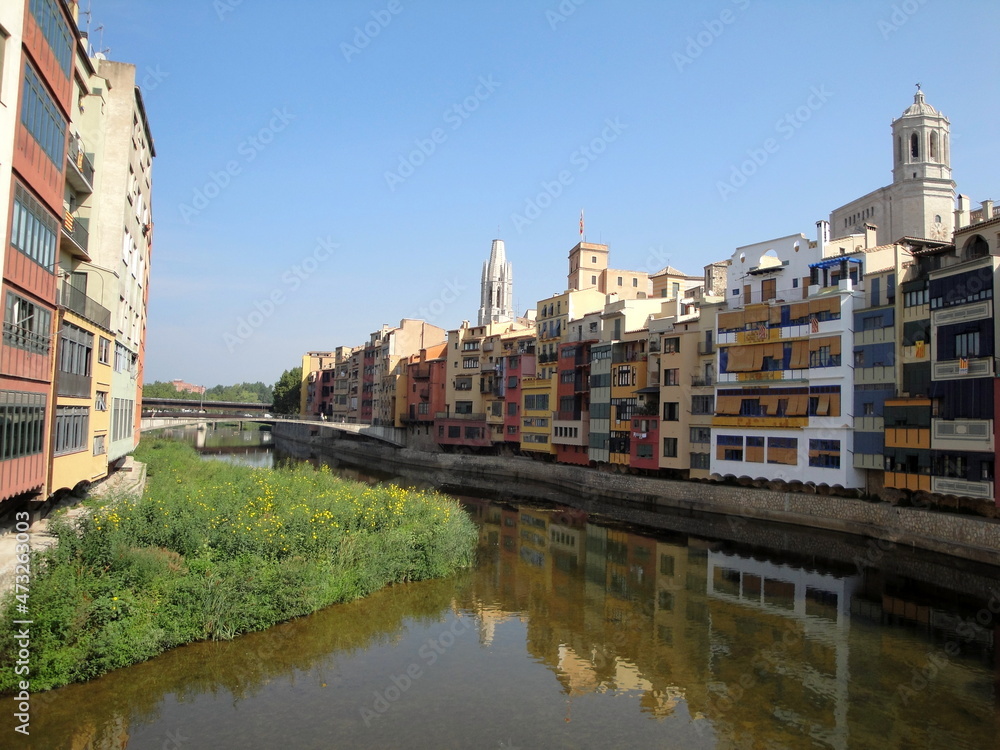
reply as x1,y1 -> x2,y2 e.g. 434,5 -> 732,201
829,88 -> 956,245
478,239 -> 514,326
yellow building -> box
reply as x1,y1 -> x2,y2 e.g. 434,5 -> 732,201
520,375 -> 555,457
49,304 -> 115,494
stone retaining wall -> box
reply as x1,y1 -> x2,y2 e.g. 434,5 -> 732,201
275,423 -> 1000,570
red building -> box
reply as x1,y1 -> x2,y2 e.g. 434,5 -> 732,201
553,340 -> 594,466
629,416 -> 660,471
1,0 -> 76,503
402,344 -> 447,429
501,337 -> 536,447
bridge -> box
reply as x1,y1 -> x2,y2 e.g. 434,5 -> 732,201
139,415 -> 407,447
141,397 -> 273,414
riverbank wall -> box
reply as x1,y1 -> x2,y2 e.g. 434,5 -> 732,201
274,423 -> 1000,572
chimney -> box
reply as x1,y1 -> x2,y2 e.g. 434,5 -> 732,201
955,194 -> 971,228
816,220 -> 830,254
864,223 -> 877,249
983,199 -> 994,222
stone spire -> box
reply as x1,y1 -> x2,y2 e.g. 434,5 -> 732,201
478,239 -> 514,326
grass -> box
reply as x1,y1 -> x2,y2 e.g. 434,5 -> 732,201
0,439 -> 478,692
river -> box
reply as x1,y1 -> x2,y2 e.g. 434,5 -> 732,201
21,425 -> 1000,749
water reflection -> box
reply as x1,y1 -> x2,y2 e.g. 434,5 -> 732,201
152,422 -> 275,469
25,468 -> 1000,748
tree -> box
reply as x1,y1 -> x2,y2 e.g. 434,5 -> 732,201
272,367 -> 302,415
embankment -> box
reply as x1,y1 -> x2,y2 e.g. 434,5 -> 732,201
275,423 -> 1000,572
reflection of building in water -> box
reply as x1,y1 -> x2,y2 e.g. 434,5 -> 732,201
706,550 -> 859,750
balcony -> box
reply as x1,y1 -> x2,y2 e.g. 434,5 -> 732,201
417,386 -> 430,400
57,279 -> 112,330
66,136 -> 95,194
691,375 -> 714,387
435,412 -> 486,421
409,365 -> 430,380
698,341 -> 716,355
61,212 -> 90,259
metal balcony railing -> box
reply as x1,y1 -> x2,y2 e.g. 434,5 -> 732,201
698,341 -> 715,355
58,280 -> 112,330
67,137 -> 95,190
691,375 -> 714,387
62,212 -> 90,254
435,412 -> 486,421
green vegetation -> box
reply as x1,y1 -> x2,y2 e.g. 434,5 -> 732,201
0,440 -> 477,692
271,366 -> 302,414
143,380 -> 274,403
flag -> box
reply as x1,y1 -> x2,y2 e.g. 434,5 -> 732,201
915,339 -> 925,358
579,210 -> 584,237
959,356 -> 969,373
757,322 -> 767,340
809,315 -> 819,333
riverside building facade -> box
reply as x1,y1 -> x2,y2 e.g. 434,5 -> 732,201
1,0 -> 153,509
302,91 -> 998,510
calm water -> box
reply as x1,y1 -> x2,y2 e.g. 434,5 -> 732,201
22,427 -> 1000,749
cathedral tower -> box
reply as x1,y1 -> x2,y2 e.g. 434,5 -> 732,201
478,239 -> 514,326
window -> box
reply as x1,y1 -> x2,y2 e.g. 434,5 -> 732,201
21,63 -> 66,166
462,341 -> 480,351
617,276 -> 623,286
3,292 -> 52,356
454,401 -> 473,414
637,444 -> 653,458
690,426 -> 711,443
663,402 -> 680,421
910,133 -> 919,159
591,256 -> 597,263
767,436 -> 798,465
717,435 -> 743,461
29,0 -> 73,75
507,401 -> 518,416
54,406 -> 88,456
0,390 -> 47,461
0,27 -> 8,104
739,399 -> 762,416
507,375 -> 517,389
462,357 -> 478,369
662,437 -> 677,458
10,184 -> 58,271
904,287 -> 928,308
447,425 -> 461,438
522,417 -> 548,428
863,402 -> 874,416
464,426 -> 481,439
809,439 -> 840,468
664,369 -> 679,386
455,377 -> 472,391
560,370 -> 574,384
663,337 -> 680,354
616,366 -> 635,387
95,391 -> 108,411
524,394 -> 549,411
57,323 -> 93,379
632,277 -> 638,288
691,395 -> 714,415
954,331 -> 980,358
690,452 -> 710,470
93,434 -> 106,456
591,275 -> 597,284
522,433 -> 548,444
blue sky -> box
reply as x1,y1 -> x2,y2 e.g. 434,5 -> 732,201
88,0 -> 1000,387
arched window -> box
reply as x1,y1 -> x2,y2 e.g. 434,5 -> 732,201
963,235 -> 989,260
896,136 -> 902,163
930,132 -> 938,160
910,133 -> 919,159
